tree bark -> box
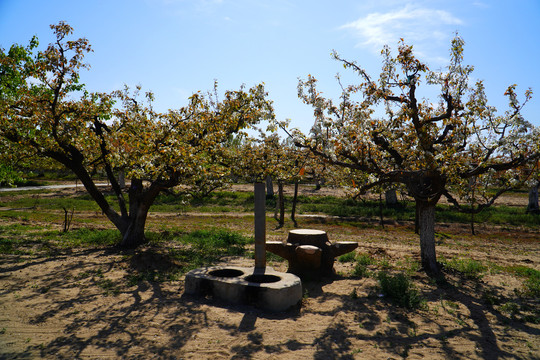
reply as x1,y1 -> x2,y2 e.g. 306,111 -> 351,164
414,202 -> 419,234
118,178 -> 158,248
277,180 -> 285,228
385,189 -> 398,207
118,169 -> 126,188
120,208 -> 148,248
417,200 -> 439,275
379,192 -> 384,228
291,180 -> 299,227
527,182 -> 539,214
266,175 -> 274,198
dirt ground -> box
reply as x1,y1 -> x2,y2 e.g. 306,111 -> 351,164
0,185 -> 539,359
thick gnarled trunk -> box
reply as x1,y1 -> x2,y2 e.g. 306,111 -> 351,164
119,209 -> 148,248
73,171 -> 155,249
417,200 -> 439,274
117,178 -> 155,248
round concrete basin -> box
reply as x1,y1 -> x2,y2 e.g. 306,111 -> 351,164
184,266 -> 302,312
209,268 -> 244,278
244,274 -> 281,283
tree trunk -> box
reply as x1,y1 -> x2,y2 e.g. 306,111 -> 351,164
277,180 -> 285,228
417,200 -> 439,275
291,180 -> 299,227
385,189 -> 398,207
315,179 -> 321,191
266,175 -> 274,198
414,202 -> 419,234
45,152 -> 160,249
120,209 -> 148,248
527,183 -> 539,214
118,169 -> 126,188
118,178 -> 153,248
379,192 -> 384,228
469,176 -> 476,235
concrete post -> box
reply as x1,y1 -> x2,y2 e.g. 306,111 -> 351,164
254,182 -> 266,270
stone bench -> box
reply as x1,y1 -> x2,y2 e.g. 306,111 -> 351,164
266,229 -> 358,279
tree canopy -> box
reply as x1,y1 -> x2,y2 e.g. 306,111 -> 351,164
0,22 -> 274,247
290,36 -> 539,274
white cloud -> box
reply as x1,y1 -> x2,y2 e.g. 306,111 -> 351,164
473,1 -> 490,9
341,4 -> 463,62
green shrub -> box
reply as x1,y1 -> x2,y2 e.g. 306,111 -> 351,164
507,266 -> 540,297
180,228 -> 249,255
523,277 -> 540,297
338,251 -> 356,263
0,164 -> 24,187
356,253 -> 375,266
353,263 -> 371,278
50,228 -> 120,247
377,271 -> 424,309
441,256 -> 486,279
162,229 -> 250,273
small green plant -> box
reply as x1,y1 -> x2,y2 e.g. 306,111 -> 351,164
352,253 -> 375,277
441,256 -> 486,279
377,271 -> 424,309
352,263 -> 371,278
523,276 -> 540,297
482,289 -> 501,306
180,228 -> 249,255
338,251 -> 356,263
500,301 -> 519,315
378,257 -> 391,269
506,265 -> 540,297
49,228 -> 120,247
302,288 -> 310,302
356,253 -> 375,266
97,278 -> 119,296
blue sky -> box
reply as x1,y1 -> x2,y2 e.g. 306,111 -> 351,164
1,0 -> 539,131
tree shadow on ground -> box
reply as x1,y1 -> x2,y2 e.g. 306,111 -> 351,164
1,249 -> 538,359
293,270 -> 539,359
1,248 -> 211,359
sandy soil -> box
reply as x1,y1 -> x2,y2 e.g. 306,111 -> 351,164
0,185 -> 539,359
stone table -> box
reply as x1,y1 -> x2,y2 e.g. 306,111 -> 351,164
266,229 -> 358,279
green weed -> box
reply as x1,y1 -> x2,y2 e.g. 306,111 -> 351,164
352,263 -> 371,278
179,228 -> 249,254
50,228 -> 120,247
351,253 -> 375,278
378,258 -> 392,269
506,266 -> 540,297
500,301 -> 520,315
159,229 -> 250,275
356,253 -> 375,266
338,251 -> 356,263
377,271 -> 424,309
97,278 -> 119,296
441,256 -> 486,279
